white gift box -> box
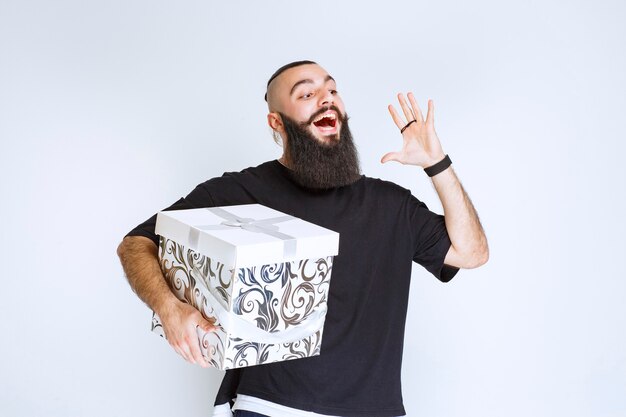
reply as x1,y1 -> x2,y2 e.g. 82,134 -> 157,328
151,204 -> 339,370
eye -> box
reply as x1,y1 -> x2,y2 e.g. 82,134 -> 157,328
330,89 -> 338,95
300,92 -> 314,99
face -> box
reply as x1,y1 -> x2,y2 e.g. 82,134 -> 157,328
278,111 -> 361,189
267,64 -> 346,145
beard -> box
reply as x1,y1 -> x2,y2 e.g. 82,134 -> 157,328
279,107 -> 361,190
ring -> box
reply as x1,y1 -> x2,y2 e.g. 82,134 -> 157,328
400,120 -> 416,134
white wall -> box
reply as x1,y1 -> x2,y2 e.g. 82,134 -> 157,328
1,1 -> 624,416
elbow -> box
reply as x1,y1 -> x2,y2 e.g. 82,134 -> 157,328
453,242 -> 489,269
473,245 -> 489,268
467,243 -> 489,269
117,237 -> 130,262
116,239 -> 125,259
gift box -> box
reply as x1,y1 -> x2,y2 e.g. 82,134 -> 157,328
151,204 -> 339,370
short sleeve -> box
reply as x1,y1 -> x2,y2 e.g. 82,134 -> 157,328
409,195 -> 459,282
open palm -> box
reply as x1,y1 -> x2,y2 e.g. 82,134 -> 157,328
382,92 -> 445,168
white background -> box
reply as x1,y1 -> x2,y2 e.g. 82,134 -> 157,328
1,1 -> 625,416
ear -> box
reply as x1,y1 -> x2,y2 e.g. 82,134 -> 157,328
267,112 -> 288,147
267,112 -> 283,131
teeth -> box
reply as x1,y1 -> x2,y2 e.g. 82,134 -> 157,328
314,112 -> 337,123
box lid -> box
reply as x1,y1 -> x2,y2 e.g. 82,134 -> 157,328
155,204 -> 339,267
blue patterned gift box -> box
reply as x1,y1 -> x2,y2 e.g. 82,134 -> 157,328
151,204 -> 339,370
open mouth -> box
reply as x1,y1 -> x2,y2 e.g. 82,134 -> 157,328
312,112 -> 338,134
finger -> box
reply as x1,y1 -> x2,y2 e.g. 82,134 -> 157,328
407,92 -> 424,124
387,104 -> 405,129
164,330 -> 184,357
425,99 -> 435,127
397,93 -> 415,122
381,151 -> 402,164
170,327 -> 198,364
189,326 -> 209,367
175,342 -> 196,364
198,316 -> 216,332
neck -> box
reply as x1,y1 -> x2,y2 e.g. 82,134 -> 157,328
278,155 -> 292,169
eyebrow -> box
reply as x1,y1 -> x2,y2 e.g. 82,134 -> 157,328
289,75 -> 335,96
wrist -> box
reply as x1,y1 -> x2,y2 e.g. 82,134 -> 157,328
423,152 -> 446,167
424,154 -> 452,177
153,292 -> 182,318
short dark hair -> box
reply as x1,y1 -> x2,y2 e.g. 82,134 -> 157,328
265,60 -> 317,102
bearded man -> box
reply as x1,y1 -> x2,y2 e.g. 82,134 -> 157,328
117,60 -> 488,417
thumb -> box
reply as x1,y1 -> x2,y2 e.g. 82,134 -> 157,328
381,152 -> 401,164
198,316 -> 216,332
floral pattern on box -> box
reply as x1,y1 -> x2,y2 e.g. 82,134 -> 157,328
152,237 -> 333,370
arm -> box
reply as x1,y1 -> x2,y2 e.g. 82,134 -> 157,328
117,235 -> 215,367
382,93 -> 489,269
431,166 -> 488,268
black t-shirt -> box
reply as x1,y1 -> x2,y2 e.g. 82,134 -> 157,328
127,160 -> 458,417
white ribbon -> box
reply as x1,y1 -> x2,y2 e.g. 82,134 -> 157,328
187,207 -> 297,258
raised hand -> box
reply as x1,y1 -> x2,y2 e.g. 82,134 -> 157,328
382,92 -> 446,168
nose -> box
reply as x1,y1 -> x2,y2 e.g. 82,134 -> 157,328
319,89 -> 335,107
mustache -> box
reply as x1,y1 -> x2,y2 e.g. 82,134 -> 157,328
303,105 -> 347,126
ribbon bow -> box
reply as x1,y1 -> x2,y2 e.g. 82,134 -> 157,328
186,207 -> 298,258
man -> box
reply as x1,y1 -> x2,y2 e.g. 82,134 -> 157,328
117,60 -> 488,417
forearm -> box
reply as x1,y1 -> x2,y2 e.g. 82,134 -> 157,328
430,166 -> 488,268
117,235 -> 214,366
117,236 -> 180,316
383,94 -> 488,267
